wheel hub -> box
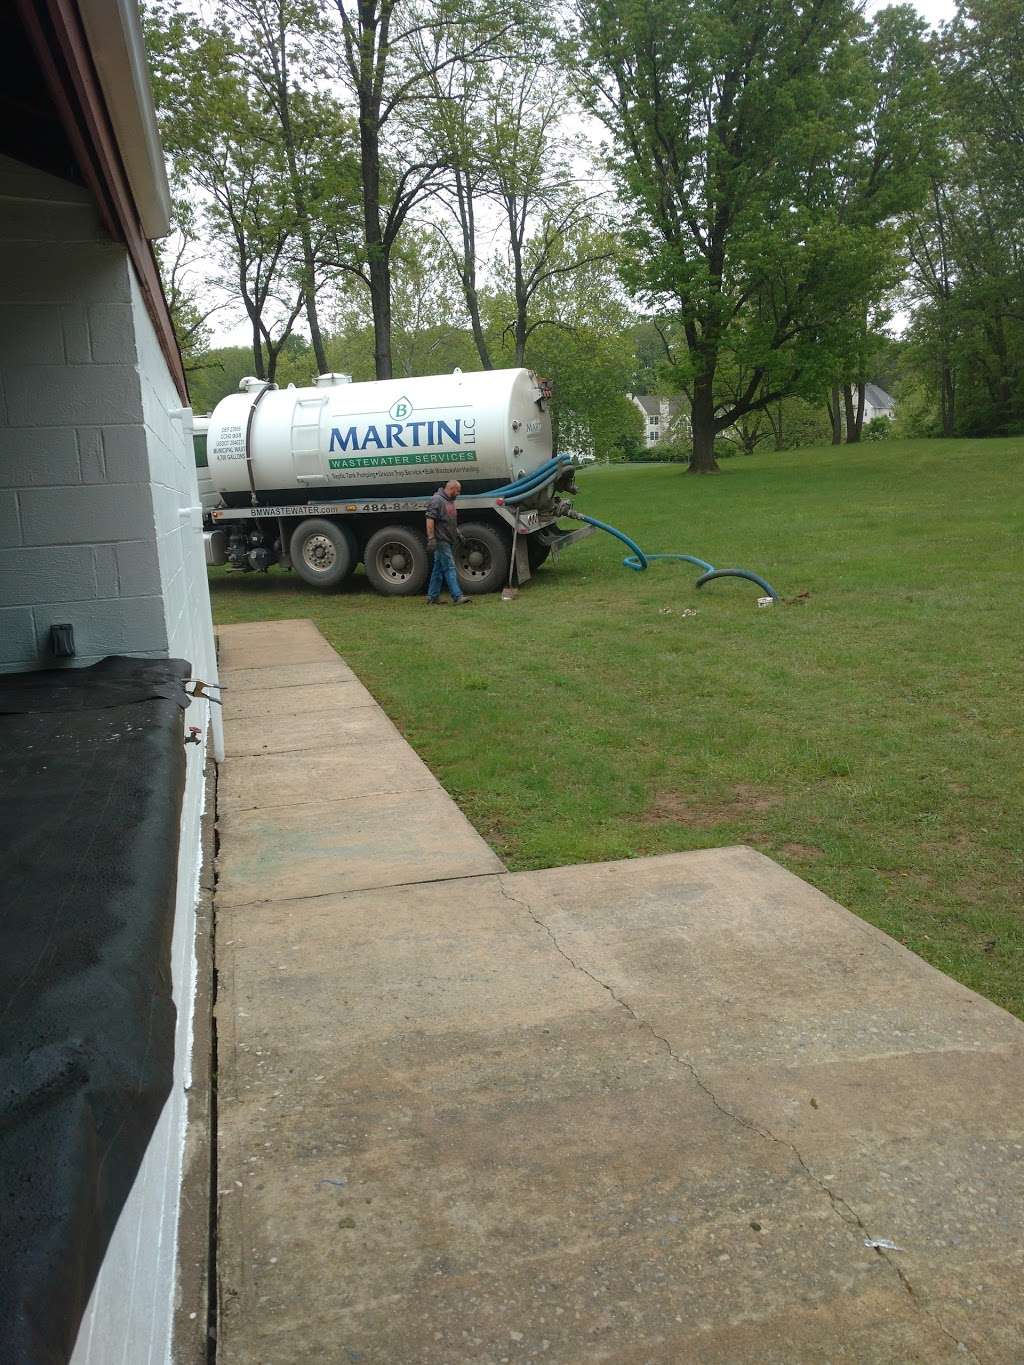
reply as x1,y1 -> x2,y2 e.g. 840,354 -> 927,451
304,534 -> 336,572
459,540 -> 492,579
378,542 -> 414,581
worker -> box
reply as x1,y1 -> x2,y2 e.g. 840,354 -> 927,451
425,479 -> 473,605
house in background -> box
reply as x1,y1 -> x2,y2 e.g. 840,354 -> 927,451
629,393 -> 688,448
1,2 -> 218,1362
861,383 -> 896,422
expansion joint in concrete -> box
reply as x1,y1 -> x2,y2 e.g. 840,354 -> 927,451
497,877 -> 980,1365
206,760 -> 222,1365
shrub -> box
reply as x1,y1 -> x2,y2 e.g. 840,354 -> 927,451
863,416 -> 894,441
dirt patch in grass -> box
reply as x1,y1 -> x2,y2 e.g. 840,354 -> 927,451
877,868 -> 936,891
781,842 -> 825,860
922,833 -> 977,856
644,784 -> 782,829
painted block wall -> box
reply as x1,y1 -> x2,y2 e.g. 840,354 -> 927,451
0,155 -> 171,670
0,152 -> 219,1363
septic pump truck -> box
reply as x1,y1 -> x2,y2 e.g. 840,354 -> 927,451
197,367 -> 594,597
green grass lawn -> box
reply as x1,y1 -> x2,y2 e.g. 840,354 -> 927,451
209,438 -> 1024,1018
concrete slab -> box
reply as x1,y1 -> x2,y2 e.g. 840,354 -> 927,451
211,621 -> 1024,1362
217,619 -> 339,670
220,659 -> 358,692
221,707 -> 396,758
215,853 -> 1024,1364
218,741 -> 439,813
221,679 -> 376,720
216,787 -> 504,906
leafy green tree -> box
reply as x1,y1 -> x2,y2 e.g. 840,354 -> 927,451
145,5 -> 307,380
329,0 -> 517,380
155,197 -> 228,372
828,6 -> 941,443
486,235 -> 639,458
574,0 -> 938,471
901,0 -> 1024,436
218,0 -> 362,373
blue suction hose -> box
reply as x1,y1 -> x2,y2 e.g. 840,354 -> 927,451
491,454 -> 574,502
569,512 -> 781,602
491,455 -> 781,601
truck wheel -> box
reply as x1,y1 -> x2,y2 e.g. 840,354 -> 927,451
455,522 -> 511,595
289,518 -> 357,589
364,525 -> 430,596
527,537 -> 551,570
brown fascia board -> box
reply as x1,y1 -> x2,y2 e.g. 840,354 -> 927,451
15,0 -> 188,405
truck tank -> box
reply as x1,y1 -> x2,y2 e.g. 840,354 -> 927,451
206,368 -> 553,507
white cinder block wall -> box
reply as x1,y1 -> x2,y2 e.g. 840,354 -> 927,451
0,152 -> 219,1364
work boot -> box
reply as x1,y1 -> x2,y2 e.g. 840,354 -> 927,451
453,596 -> 474,606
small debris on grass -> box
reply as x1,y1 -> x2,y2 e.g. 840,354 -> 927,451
865,1236 -> 905,1252
783,589 -> 811,606
756,596 -> 774,608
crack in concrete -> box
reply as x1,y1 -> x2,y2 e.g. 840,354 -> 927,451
216,867 -> 506,913
497,876 -> 980,1364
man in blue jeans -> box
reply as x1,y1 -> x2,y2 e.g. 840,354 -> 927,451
425,479 -> 473,605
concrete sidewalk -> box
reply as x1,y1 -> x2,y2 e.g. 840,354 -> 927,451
213,620 -> 1024,1364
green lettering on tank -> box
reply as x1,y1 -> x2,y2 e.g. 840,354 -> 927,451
328,451 -> 479,470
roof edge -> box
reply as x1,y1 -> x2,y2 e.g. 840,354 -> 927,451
77,0 -> 171,239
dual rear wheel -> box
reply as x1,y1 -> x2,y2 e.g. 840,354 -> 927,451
288,518 -> 513,596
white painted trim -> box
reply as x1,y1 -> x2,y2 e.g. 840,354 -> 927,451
77,0 -> 172,238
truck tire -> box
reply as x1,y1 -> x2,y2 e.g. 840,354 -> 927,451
455,522 -> 511,595
289,518 -> 357,589
364,525 -> 430,596
527,536 -> 551,570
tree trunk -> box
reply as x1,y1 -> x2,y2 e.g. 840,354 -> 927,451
843,383 -> 860,444
358,100 -> 392,379
454,172 -> 492,369
251,319 -> 265,379
509,223 -> 528,365
829,386 -> 842,444
274,35 -> 328,374
466,282 -> 492,369
689,375 -> 720,473
367,250 -> 392,380
854,381 -> 866,440
301,237 -> 328,373
940,361 -> 955,436
514,306 -> 527,367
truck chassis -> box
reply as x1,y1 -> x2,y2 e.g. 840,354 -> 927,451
205,493 -> 594,596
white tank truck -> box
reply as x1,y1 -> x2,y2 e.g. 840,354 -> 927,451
197,368 -> 593,596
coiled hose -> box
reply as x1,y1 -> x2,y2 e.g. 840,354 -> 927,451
571,512 -> 780,601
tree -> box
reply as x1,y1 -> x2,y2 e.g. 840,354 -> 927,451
828,5 -> 941,443
219,0 -> 362,374
330,0 -> 516,379
145,4 -> 308,380
155,197 -> 228,371
485,230 -> 638,458
387,229 -> 480,375
575,0 -> 938,471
